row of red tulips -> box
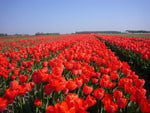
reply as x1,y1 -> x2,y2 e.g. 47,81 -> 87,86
0,35 -> 89,112
44,35 -> 149,113
95,35 -> 150,60
0,35 -> 61,41
95,35 -> 150,93
0,35 -> 80,53
0,34 -> 149,113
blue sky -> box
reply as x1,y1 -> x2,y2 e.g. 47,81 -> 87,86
0,0 -> 150,34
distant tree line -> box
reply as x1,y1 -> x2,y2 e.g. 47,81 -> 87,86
0,33 -> 30,37
13,34 -> 30,36
35,32 -> 60,36
0,33 -> 8,36
126,30 -> 150,33
0,32 -> 60,37
75,31 -> 121,34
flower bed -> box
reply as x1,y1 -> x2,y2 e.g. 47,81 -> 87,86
0,34 -> 149,113
95,34 -> 150,60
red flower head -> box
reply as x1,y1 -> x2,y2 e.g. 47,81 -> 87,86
27,67 -> 32,71
64,93 -> 84,111
42,61 -> 48,67
134,78 -> 145,87
124,83 -> 136,94
118,78 -> 133,88
83,85 -> 93,95
51,77 -> 66,91
10,80 -> 19,90
66,79 -> 77,91
19,74 -> 28,83
63,88 -> 69,95
102,74 -> 110,80
55,101 -> 76,113
46,105 -> 55,113
32,70 -> 48,84
92,78 -> 99,84
4,88 -> 18,100
110,71 -> 119,80
93,88 -> 105,100
100,78 -> 115,88
113,89 -> 123,99
84,95 -> 97,109
25,82 -> 35,91
143,54 -> 149,60
130,94 -> 136,102
34,98 -> 42,107
65,93 -> 79,102
80,74 -> 90,83
102,93 -> 113,105
116,97 -> 128,108
140,98 -> 150,113
0,97 -> 8,112
11,74 -> 17,80
104,101 -> 118,113
13,68 -> 20,75
44,84 -> 54,95
74,77 -> 83,88
65,61 -> 73,69
72,69 -> 79,75
17,85 -> 27,96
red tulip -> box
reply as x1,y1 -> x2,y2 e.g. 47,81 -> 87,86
44,84 -> 54,95
113,89 -> 123,99
10,80 -> 19,90
66,80 -> 77,91
92,78 -> 98,84
34,98 -> 42,107
82,85 -> 93,95
84,95 -> 96,108
4,88 -> 18,100
19,74 -> 28,83
93,88 -> 105,100
0,97 -> 8,112
116,97 -> 128,108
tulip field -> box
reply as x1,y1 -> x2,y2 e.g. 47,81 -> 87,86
0,34 -> 150,113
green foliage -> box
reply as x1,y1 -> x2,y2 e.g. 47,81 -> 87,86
103,41 -> 150,95
126,30 -> 150,33
106,34 -> 150,38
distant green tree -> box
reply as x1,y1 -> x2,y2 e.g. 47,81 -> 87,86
35,32 -> 60,36
0,33 -> 7,36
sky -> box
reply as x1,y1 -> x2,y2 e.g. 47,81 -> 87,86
0,0 -> 150,34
